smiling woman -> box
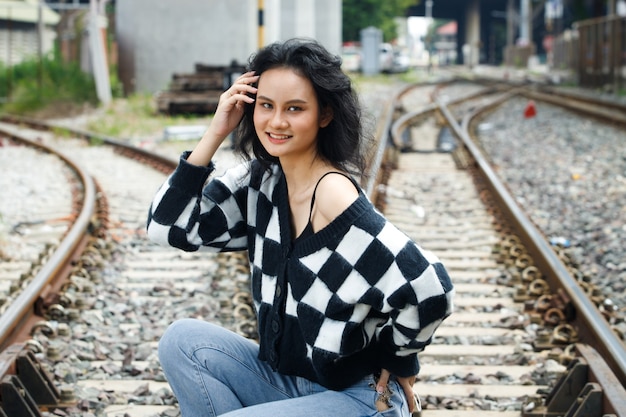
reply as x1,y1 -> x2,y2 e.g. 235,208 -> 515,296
147,38 -> 454,417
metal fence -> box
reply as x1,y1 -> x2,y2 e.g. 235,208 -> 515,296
552,15 -> 626,91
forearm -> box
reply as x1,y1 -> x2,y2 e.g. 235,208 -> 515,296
186,126 -> 225,167
186,71 -> 258,167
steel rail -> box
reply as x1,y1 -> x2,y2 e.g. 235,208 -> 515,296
1,81 -> 623,415
464,77 -> 626,126
390,83 -> 511,150
537,85 -> 626,113
53,124 -> 179,172
430,97 -> 626,388
522,88 -> 626,127
363,83 -> 415,199
0,131 -> 97,351
387,82 -> 626,407
0,114 -> 179,172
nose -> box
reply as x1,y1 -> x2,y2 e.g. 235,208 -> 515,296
269,110 -> 288,129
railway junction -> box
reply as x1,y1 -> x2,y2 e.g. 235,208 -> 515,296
0,2 -> 626,415
0,62 -> 625,416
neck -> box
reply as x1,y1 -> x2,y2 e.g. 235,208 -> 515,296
281,155 -> 330,195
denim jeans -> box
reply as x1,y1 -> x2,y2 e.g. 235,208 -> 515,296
158,319 -> 411,417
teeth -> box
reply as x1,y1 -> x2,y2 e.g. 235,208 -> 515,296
269,133 -> 290,139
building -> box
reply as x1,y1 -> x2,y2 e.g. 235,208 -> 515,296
115,0 -> 342,94
0,0 -> 59,65
434,21 -> 457,66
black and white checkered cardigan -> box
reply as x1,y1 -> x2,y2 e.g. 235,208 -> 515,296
147,153 -> 454,390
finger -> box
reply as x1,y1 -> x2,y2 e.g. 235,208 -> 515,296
221,90 -> 255,107
376,369 -> 390,393
401,383 -> 415,413
227,84 -> 257,100
235,71 -> 256,81
232,73 -> 259,89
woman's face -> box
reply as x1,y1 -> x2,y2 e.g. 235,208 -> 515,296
253,67 -> 331,162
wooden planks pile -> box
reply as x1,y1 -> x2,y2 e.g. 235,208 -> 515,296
156,63 -> 246,115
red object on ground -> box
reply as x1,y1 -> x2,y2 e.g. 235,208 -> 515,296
524,100 -> 537,118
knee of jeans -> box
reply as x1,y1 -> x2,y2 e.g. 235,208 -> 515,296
158,318 -> 196,364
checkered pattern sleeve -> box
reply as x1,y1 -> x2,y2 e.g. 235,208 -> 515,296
147,153 -> 250,252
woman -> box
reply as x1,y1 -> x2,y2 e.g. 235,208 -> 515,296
147,38 -> 453,417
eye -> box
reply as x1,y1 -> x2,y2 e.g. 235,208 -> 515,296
287,105 -> 302,112
259,102 -> 272,109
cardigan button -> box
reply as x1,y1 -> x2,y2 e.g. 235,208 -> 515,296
271,320 -> 280,333
275,285 -> 282,297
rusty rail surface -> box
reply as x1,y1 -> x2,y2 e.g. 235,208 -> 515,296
0,132 -> 96,351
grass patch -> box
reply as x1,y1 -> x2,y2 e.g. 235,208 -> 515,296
0,56 -> 100,116
85,94 -> 214,142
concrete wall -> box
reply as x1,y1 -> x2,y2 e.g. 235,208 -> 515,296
279,0 -> 341,54
117,0 -> 256,94
281,0 -> 315,40
314,0 -> 342,55
116,0 -> 342,94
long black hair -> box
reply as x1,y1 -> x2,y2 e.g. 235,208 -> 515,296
235,38 -> 370,176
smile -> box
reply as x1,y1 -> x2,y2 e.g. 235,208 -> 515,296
267,132 -> 292,142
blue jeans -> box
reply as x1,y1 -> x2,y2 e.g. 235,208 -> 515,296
158,319 -> 411,417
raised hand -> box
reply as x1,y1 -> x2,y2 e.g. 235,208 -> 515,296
211,71 -> 259,139
186,71 -> 258,167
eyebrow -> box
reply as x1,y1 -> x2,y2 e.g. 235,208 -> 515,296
257,95 -> 308,105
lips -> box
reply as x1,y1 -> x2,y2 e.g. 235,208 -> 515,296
267,132 -> 292,143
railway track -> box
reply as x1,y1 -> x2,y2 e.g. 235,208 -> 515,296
389,81 -> 626,416
0,75 -> 624,417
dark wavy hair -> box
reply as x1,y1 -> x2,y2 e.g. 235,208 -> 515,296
234,38 -> 370,176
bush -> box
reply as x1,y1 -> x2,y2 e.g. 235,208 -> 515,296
0,56 -> 101,115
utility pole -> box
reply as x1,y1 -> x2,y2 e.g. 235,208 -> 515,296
37,1 -> 43,98
426,0 -> 433,72
89,0 -> 111,104
258,0 -> 264,49
520,0 -> 530,45
425,0 -> 433,19
506,0 -> 515,48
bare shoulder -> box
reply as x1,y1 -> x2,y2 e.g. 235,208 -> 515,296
314,173 -> 360,220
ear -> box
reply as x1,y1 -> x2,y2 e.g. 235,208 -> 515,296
319,106 -> 333,128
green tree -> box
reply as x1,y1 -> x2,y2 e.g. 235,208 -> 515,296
343,0 -> 419,43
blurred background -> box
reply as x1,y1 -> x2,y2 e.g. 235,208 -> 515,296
0,0 -> 624,117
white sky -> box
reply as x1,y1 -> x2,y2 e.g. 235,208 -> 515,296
408,16 -> 430,37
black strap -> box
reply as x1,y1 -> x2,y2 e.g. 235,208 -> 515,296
308,171 -> 356,221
